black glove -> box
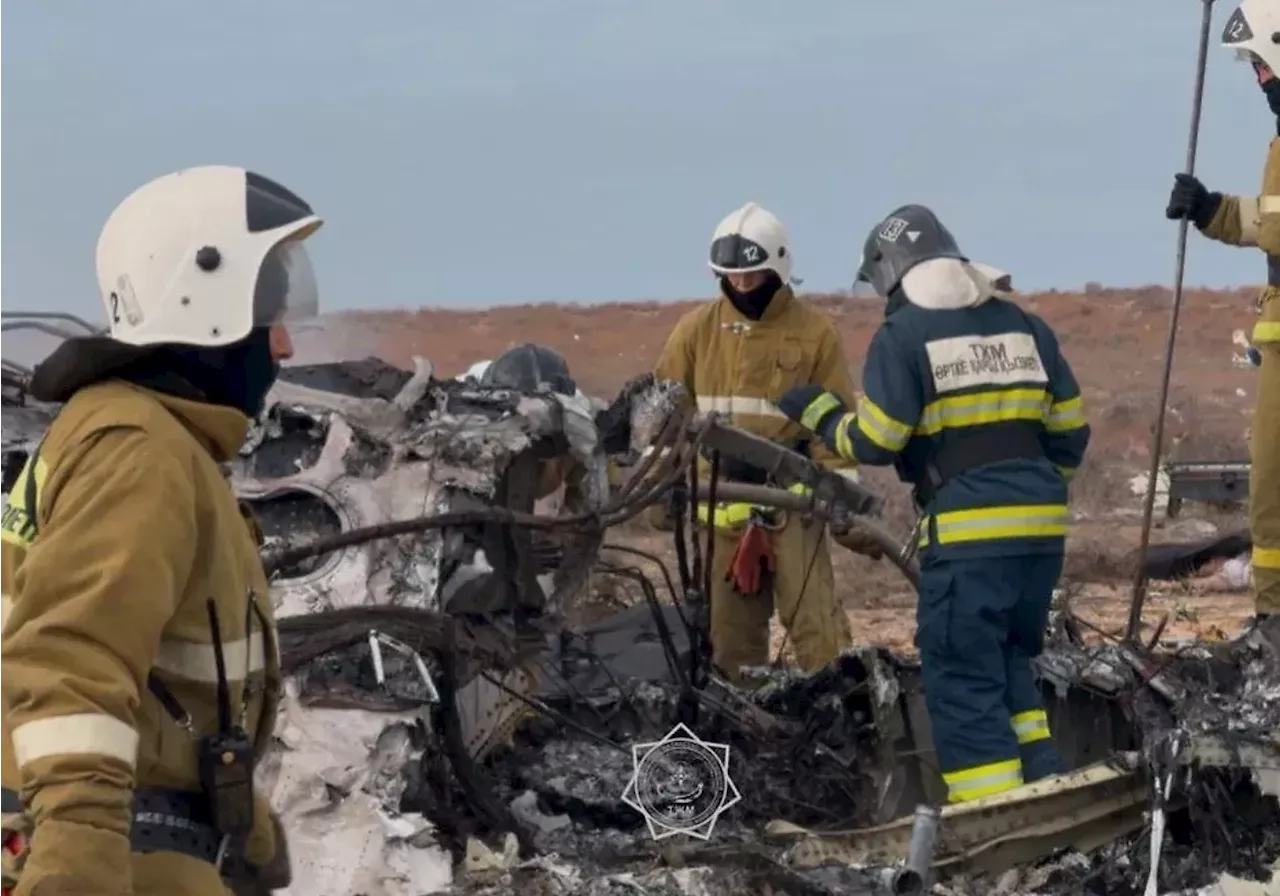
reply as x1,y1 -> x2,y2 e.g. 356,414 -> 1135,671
1165,173 -> 1222,230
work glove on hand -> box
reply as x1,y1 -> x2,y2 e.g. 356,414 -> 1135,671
1165,173 -> 1223,230
777,385 -> 847,450
830,521 -> 885,561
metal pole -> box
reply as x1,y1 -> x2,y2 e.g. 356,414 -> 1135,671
1126,0 -> 1219,644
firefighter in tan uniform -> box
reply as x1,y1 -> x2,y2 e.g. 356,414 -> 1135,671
1166,0 -> 1280,643
653,202 -> 858,681
0,166 -> 323,895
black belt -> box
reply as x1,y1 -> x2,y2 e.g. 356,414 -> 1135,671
0,785 -> 247,876
1268,254 -> 1280,288
915,420 -> 1045,506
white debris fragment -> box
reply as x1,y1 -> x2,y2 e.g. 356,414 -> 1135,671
262,690 -> 453,896
1223,555 -> 1253,591
1130,470 -> 1171,505
1183,869 -> 1280,895
464,359 -> 492,381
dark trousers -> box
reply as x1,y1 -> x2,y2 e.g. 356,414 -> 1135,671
915,551 -> 1065,797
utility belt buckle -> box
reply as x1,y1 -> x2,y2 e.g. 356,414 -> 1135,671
748,506 -> 783,531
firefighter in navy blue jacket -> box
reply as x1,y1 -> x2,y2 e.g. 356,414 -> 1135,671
778,204 -> 1091,803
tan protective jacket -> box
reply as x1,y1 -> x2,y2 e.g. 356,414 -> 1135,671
654,286 -> 857,507
1203,135 -> 1280,344
1,380 -> 282,895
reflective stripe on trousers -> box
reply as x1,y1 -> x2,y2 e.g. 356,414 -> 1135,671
1011,709 -> 1050,745
918,504 -> 1071,548
943,757 -> 1023,803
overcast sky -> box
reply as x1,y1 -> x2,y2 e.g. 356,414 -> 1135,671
0,0 -> 1266,323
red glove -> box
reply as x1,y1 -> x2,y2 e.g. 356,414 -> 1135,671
726,524 -> 775,596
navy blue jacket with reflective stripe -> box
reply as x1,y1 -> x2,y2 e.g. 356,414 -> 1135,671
835,297 -> 1090,559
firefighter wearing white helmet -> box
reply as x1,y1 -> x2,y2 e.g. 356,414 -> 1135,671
1166,1 -> 1280,642
652,201 -> 859,682
1,166 -> 320,895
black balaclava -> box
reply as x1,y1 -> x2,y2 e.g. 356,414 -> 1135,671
117,326 -> 280,418
721,270 -> 783,320
885,285 -> 909,318
1263,78 -> 1280,129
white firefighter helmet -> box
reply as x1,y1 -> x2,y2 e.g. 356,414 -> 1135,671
1223,1 -> 1280,72
94,165 -> 324,348
708,201 -> 792,283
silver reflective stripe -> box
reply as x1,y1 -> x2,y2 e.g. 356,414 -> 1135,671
1012,712 -> 1049,743
695,395 -> 786,419
1257,195 -> 1279,214
934,507 -> 1071,541
918,390 -> 1049,434
946,763 -> 1022,799
1,593 -> 12,630
153,632 -> 265,683
1045,398 -> 1084,432
12,713 -> 138,768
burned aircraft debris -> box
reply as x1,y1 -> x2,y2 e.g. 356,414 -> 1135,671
2,322 -> 1278,896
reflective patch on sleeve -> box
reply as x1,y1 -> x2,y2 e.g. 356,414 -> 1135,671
0,456 -> 48,549
855,398 -> 911,452
800,392 -> 843,432
153,632 -> 266,683
1243,195 -> 1265,245
834,412 -> 857,460
924,332 -> 1047,394
11,713 -> 138,769
1045,395 -> 1086,433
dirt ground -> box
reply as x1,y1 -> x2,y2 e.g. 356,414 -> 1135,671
306,284 -> 1265,653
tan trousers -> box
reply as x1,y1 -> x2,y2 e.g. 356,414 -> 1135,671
1251,339 -> 1280,615
707,513 -> 852,681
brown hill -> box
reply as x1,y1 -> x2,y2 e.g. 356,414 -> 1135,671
304,284 -> 1260,463
297,284 -> 1266,648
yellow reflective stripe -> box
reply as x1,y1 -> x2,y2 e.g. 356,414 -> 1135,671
1011,709 -> 1051,745
916,387 -> 1050,437
153,632 -> 266,683
1045,396 -> 1085,433
1252,545 -> 1280,570
1253,321 -> 1280,344
696,501 -> 755,529
1055,464 -> 1077,482
800,392 -> 843,432
933,504 -> 1070,544
695,395 -> 786,419
856,397 -> 911,452
11,713 -> 138,769
834,412 -> 857,460
0,455 -> 49,548
943,758 -> 1022,803
786,482 -> 812,497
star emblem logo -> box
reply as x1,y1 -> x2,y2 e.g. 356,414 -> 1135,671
620,723 -> 741,840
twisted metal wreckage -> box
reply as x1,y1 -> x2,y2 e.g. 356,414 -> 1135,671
2,312 -> 1278,896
